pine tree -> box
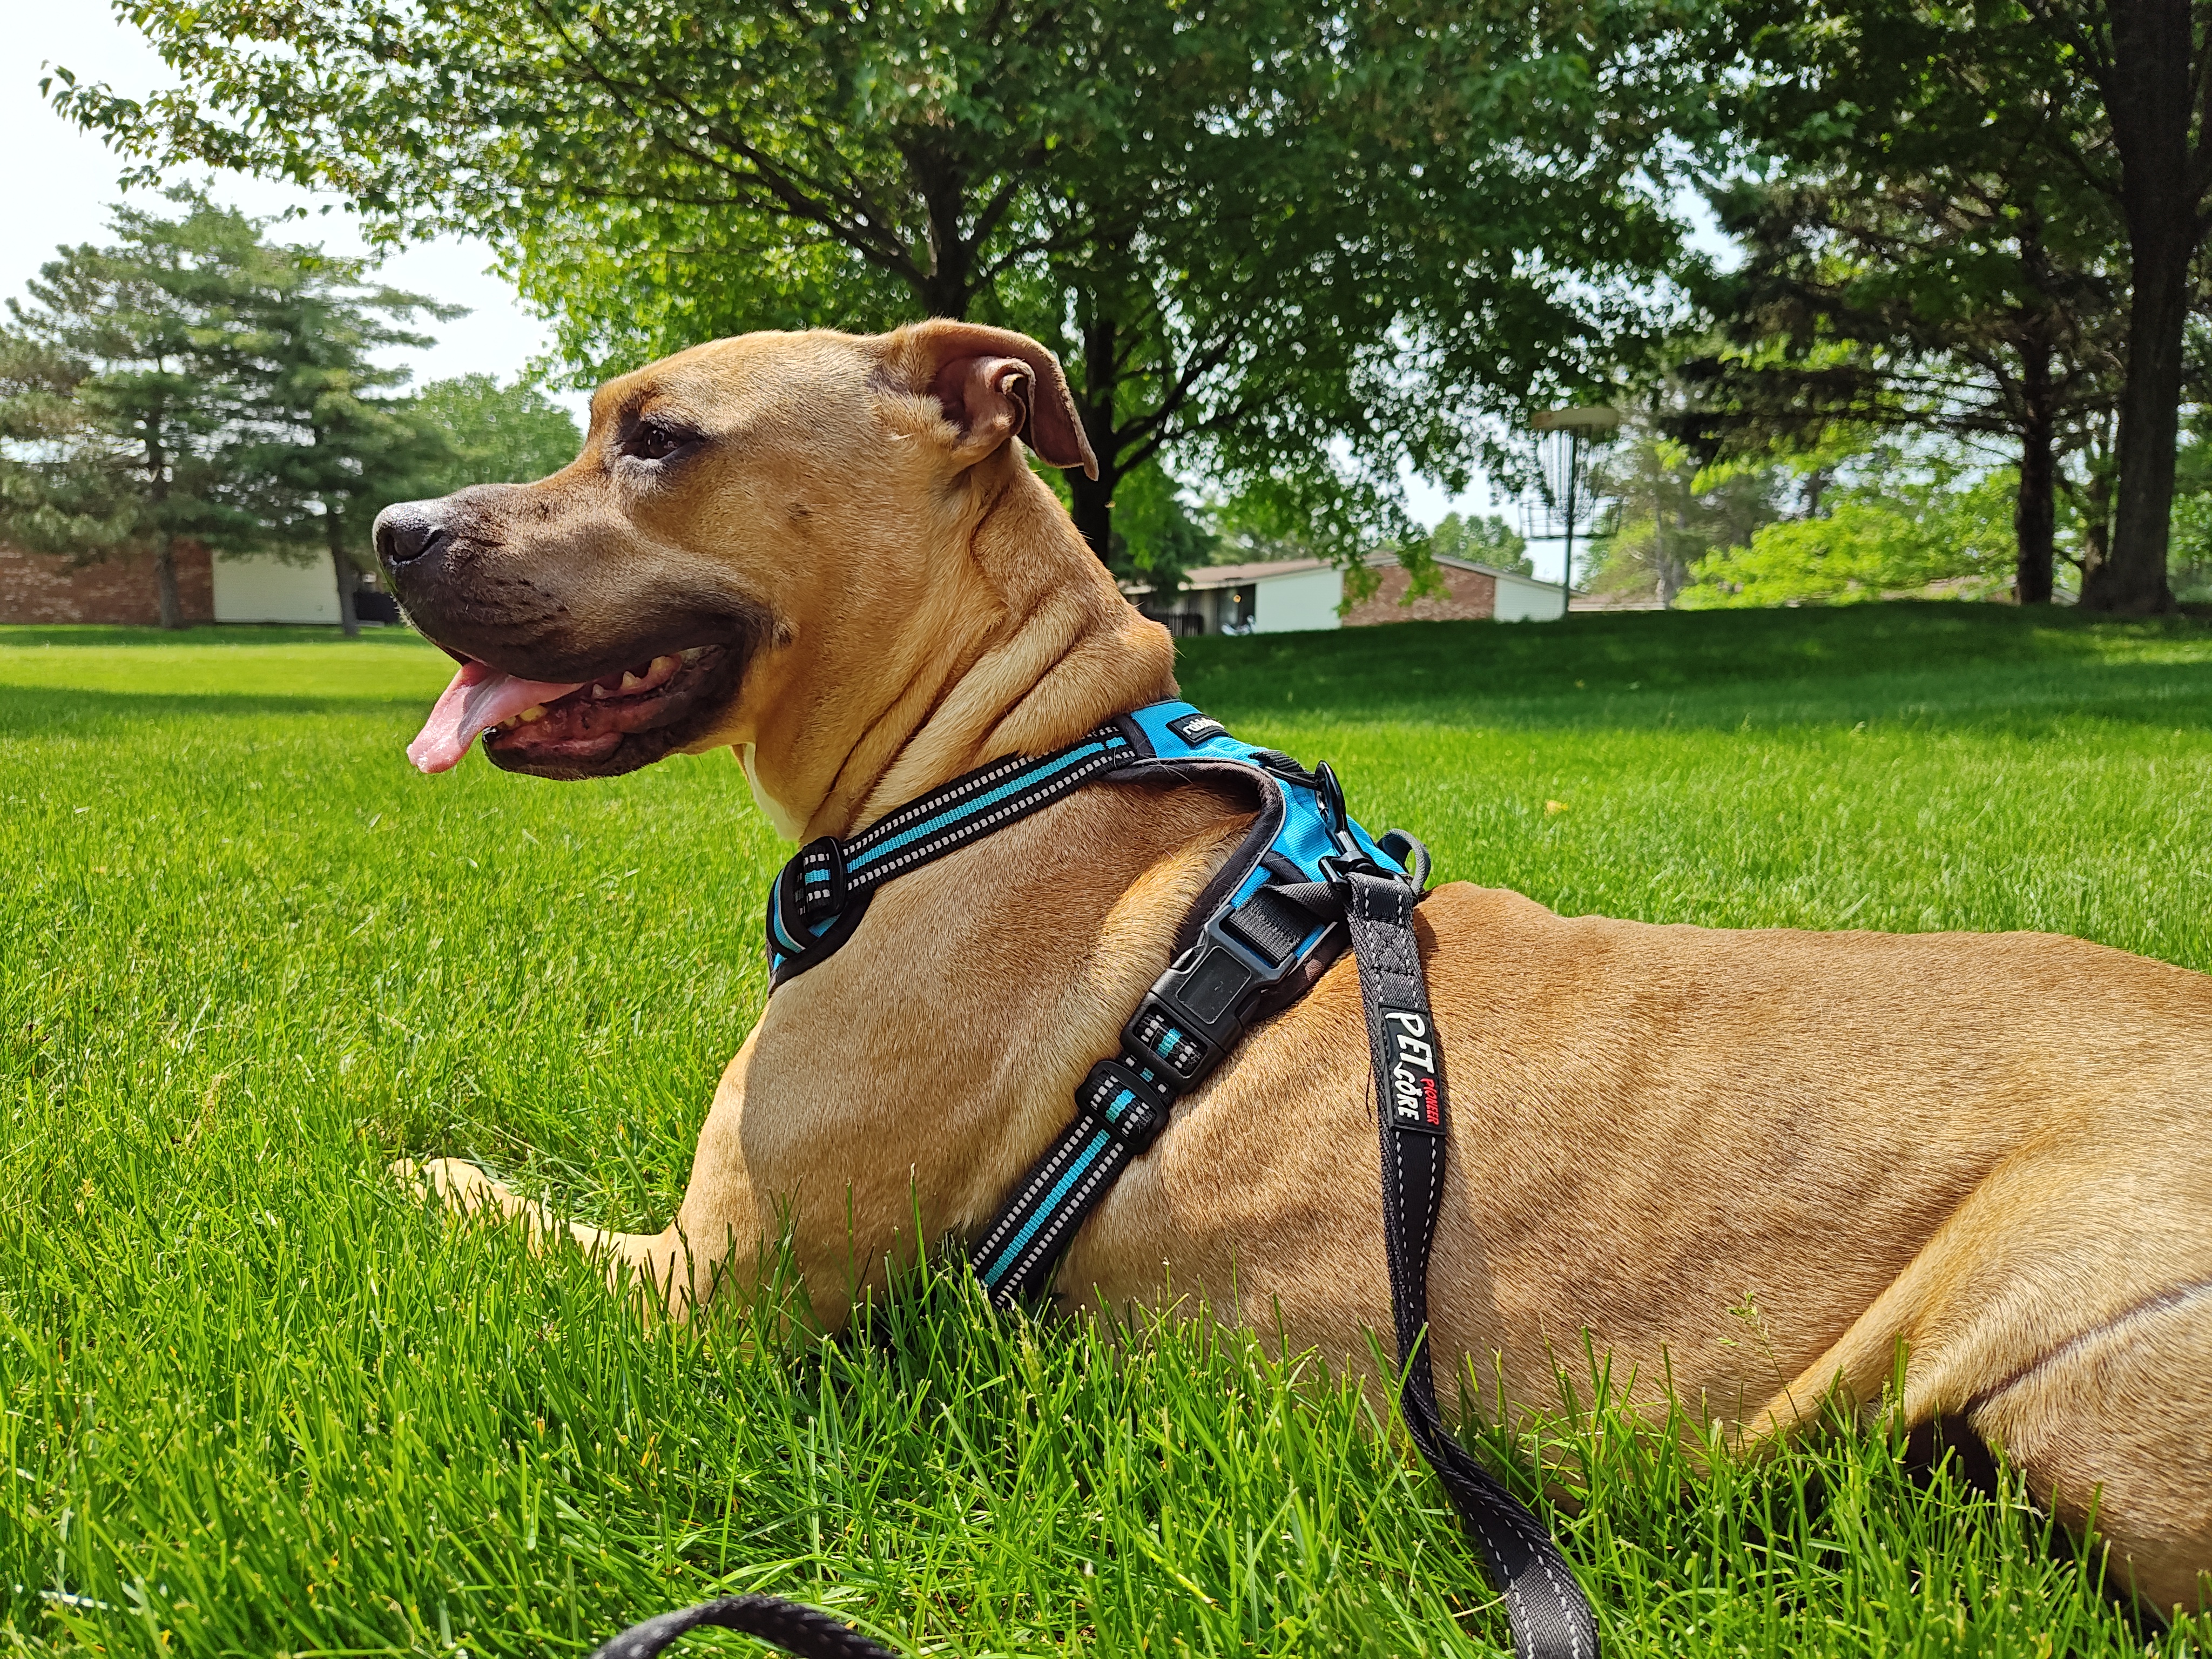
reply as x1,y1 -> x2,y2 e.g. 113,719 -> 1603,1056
234,252 -> 458,636
0,193 -> 273,628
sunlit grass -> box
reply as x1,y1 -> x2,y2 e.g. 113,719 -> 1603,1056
4,603 -> 2209,1656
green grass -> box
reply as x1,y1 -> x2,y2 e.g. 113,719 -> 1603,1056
3,604 -> 2209,1657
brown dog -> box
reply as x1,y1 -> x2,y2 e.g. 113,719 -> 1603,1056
374,320 -> 2212,1615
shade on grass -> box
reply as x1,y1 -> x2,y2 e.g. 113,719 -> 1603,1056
3,604 -> 2208,1656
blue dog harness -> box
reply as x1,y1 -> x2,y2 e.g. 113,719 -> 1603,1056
766,701 -> 1417,1303
749,700 -> 1599,1659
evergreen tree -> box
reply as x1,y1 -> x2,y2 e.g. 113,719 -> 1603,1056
235,253 -> 458,636
0,194 -> 273,628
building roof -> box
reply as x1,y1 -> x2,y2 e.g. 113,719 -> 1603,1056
1177,557 -> 1332,588
1120,557 -> 1329,598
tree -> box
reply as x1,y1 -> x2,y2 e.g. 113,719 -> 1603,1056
235,252 -> 459,636
1426,511 -> 1531,576
407,375 -> 583,494
2172,400 -> 2212,602
1584,427 -> 1701,605
1683,0 -> 2132,604
0,194 -> 273,628
53,0 -> 1698,567
1696,0 -> 2210,613
1096,461 -> 1217,599
1582,417 -> 1795,603
2019,0 -> 2212,612
1680,443 -> 2019,606
1682,173 -> 2128,603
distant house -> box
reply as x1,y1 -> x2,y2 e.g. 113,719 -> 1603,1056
1125,553 -> 1566,635
0,542 -> 397,625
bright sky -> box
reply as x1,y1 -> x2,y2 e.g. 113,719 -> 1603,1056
2,0 -> 587,418
2,0 -> 1521,554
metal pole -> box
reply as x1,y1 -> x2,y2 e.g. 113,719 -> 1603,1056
1560,431 -> 1579,620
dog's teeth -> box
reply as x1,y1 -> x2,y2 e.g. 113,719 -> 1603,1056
518,704 -> 547,723
651,654 -> 679,677
621,670 -> 645,691
679,647 -> 703,662
591,683 -> 611,699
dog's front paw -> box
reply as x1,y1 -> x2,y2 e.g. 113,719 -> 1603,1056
390,1155 -> 516,1218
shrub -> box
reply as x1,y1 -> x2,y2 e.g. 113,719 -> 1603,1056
1683,462 -> 2017,607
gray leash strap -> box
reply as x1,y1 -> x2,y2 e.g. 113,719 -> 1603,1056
1337,866 -> 1602,1659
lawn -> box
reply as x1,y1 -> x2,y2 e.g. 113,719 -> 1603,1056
3,603 -> 2209,1658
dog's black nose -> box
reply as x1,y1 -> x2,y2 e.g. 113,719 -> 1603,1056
373,501 -> 449,573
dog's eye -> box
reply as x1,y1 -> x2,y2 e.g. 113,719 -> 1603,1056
625,421 -> 696,463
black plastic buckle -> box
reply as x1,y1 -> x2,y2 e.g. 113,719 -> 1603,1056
1077,1056 -> 1175,1150
787,834 -> 846,921
1121,894 -> 1312,1092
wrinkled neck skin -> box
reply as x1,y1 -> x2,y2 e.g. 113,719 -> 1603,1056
730,448 -> 1177,842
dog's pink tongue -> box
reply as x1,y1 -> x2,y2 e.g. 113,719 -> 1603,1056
407,660 -> 585,774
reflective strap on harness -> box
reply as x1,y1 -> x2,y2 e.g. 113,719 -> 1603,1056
767,724 -> 1136,983
744,705 -> 1597,1659
972,849 -> 1335,1305
976,853 -> 1600,1659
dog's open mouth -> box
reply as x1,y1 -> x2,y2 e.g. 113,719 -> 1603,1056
408,644 -> 738,779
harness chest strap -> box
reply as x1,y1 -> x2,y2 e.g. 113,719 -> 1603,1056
766,723 -> 1143,981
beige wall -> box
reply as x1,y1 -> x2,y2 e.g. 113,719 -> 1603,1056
1252,565 -> 1344,632
213,552 -> 342,624
1493,570 -> 1567,622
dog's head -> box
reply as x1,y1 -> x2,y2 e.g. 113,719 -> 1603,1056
376,322 -> 1099,783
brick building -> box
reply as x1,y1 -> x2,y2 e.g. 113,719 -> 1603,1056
0,541 -> 395,626
1345,557 -> 1511,625
0,541 -> 215,625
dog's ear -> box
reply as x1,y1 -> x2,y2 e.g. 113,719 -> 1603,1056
892,320 -> 1100,481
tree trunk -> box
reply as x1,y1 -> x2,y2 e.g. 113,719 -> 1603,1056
1067,312 -> 1121,570
914,154 -> 974,319
1068,466 -> 1116,566
328,511 -> 361,638
2080,0 -> 2191,615
2014,348 -> 2057,604
146,428 -> 183,630
154,531 -> 184,631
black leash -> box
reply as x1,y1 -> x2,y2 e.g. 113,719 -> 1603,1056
586,1594 -> 896,1659
1336,865 -> 1601,1659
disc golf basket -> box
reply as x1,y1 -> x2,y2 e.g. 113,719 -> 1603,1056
1525,406 -> 1622,616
